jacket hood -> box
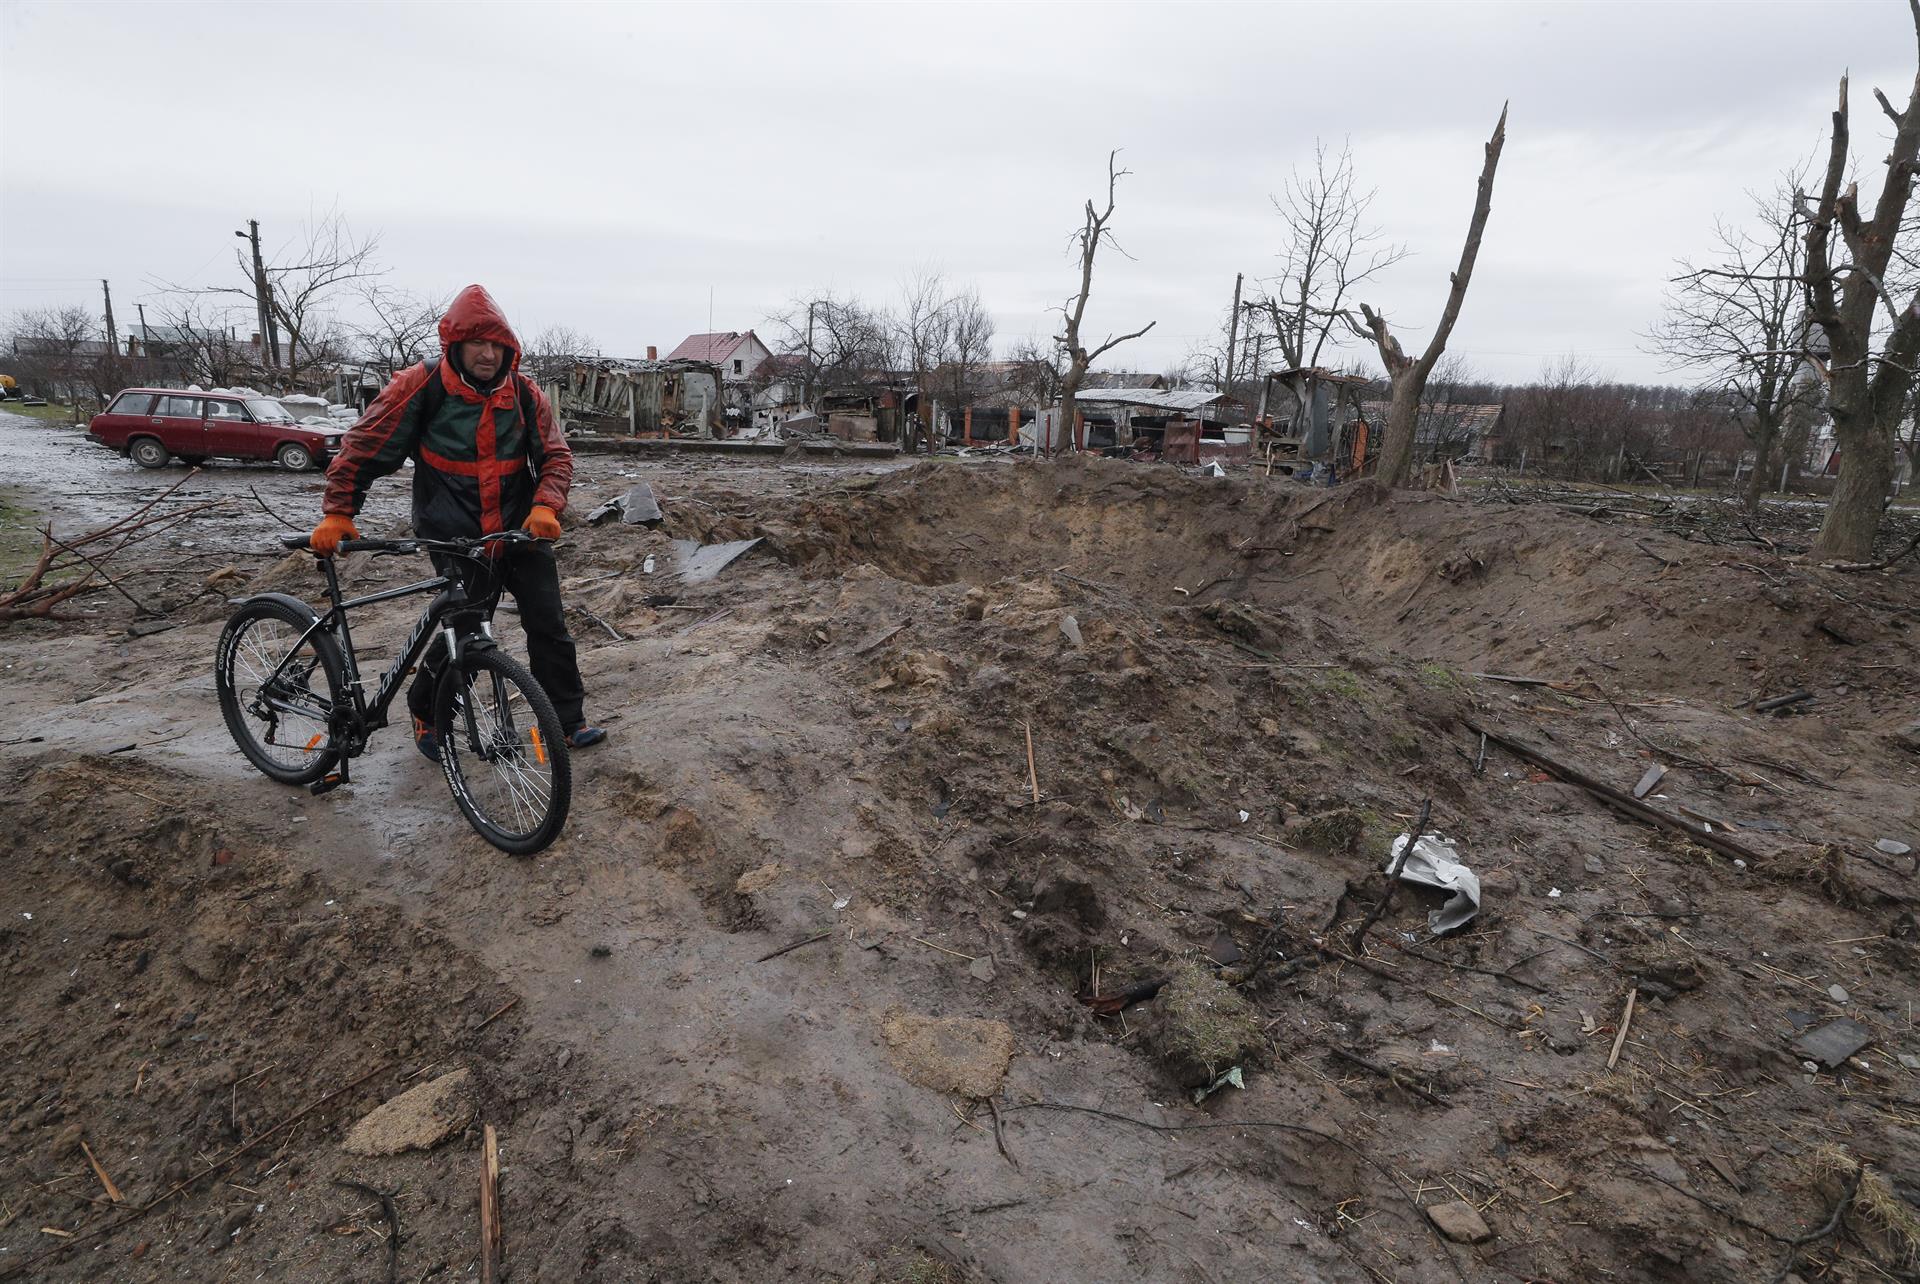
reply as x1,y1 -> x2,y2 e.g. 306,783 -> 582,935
439,284 -> 522,365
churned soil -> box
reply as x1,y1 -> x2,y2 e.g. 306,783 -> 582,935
3,417 -> 1918,1282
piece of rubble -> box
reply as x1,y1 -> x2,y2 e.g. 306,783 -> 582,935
733,863 -> 783,895
341,1069 -> 475,1156
1876,838 -> 1912,857
1828,984 -> 1849,1003
1426,1200 -> 1492,1244
1795,1018 -> 1873,1069
881,1012 -> 1014,1097
587,482 -> 661,525
672,537 -> 762,585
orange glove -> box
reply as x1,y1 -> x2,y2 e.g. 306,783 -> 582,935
310,514 -> 359,556
524,504 -> 562,540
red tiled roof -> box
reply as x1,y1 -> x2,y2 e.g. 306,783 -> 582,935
667,331 -> 761,364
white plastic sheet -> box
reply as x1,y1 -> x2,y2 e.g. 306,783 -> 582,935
1385,833 -> 1481,934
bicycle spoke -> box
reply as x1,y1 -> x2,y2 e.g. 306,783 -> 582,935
446,665 -> 556,840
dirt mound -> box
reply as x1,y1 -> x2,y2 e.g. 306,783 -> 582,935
0,757 -> 535,1281
764,456 -> 1920,709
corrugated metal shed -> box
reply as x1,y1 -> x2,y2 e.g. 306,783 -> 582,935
1070,388 -> 1228,412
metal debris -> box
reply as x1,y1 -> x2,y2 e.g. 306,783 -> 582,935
672,537 -> 763,585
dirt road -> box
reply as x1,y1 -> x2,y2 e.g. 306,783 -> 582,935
3,415 -> 1918,1282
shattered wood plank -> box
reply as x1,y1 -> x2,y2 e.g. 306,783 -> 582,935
1470,672 -> 1558,687
1632,764 -> 1666,799
479,1124 -> 501,1284
1467,721 -> 1767,866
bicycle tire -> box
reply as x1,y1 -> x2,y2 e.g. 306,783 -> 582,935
435,646 -> 571,854
216,597 -> 344,786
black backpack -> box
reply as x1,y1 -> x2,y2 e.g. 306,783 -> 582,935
413,356 -> 548,473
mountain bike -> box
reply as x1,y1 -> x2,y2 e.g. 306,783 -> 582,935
215,530 -> 572,854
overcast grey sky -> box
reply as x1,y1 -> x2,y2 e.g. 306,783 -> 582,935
0,0 -> 1909,385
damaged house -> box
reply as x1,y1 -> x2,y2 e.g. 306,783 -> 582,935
559,356 -> 723,437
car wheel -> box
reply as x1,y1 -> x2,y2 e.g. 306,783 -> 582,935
129,437 -> 169,469
276,443 -> 314,472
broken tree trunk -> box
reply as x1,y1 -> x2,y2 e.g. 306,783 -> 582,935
1057,150 -> 1155,457
1361,105 -> 1508,489
1804,7 -> 1920,561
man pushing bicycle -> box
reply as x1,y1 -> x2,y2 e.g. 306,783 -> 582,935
310,284 -> 606,757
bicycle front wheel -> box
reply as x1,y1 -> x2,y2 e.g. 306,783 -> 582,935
435,647 -> 572,854
216,598 -> 343,785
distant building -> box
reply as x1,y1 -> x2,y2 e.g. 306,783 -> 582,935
1081,371 -> 1168,391
1360,400 -> 1505,460
667,331 -> 774,385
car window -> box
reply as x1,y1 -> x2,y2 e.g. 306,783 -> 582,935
155,396 -> 202,417
205,399 -> 245,420
245,398 -> 293,423
108,391 -> 154,415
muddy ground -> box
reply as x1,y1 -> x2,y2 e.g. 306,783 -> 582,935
2,410 -> 1918,1283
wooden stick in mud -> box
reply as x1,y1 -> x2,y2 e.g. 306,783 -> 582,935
1467,722 -> 1766,866
1023,720 -> 1040,803
79,1141 -> 123,1203
1607,988 -> 1638,1070
479,1124 -> 502,1284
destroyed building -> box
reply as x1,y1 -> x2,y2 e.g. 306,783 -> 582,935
558,356 -> 723,437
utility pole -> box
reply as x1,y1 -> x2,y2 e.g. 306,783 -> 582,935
1223,272 -> 1243,397
235,219 -> 280,369
803,299 -> 817,410
135,303 -> 148,357
101,279 -> 119,354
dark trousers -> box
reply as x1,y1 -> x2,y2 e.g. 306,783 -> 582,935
407,544 -> 587,732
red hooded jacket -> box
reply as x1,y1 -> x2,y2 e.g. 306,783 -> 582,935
322,285 -> 572,539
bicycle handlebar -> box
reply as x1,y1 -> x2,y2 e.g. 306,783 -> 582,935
280,530 -> 544,557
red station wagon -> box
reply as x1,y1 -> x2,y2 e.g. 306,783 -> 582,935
87,388 -> 349,471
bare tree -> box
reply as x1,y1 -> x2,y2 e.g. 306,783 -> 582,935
200,211 -> 381,390
143,296 -> 255,389
524,324 -> 601,382
1650,173 -> 1816,512
1183,303 -> 1271,405
893,270 -> 955,452
937,286 -> 996,418
4,305 -> 103,402
1251,141 -> 1407,374
1057,151 -> 1155,452
356,285 -> 447,375
1243,141 -> 1409,431
1004,335 -> 1063,407
766,291 -> 895,400
1357,105 -> 1508,488
1800,4 -> 1920,560
891,274 -> 997,447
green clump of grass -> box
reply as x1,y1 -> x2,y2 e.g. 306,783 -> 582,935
896,1255 -> 962,1284
1160,959 -> 1263,1076
1296,808 -> 1367,853
1318,667 -> 1364,701
1417,662 -> 1463,691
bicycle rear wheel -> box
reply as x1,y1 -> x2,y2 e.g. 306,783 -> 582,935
216,598 -> 343,785
435,646 -> 571,854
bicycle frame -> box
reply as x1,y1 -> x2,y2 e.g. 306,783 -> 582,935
249,551 -> 502,759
